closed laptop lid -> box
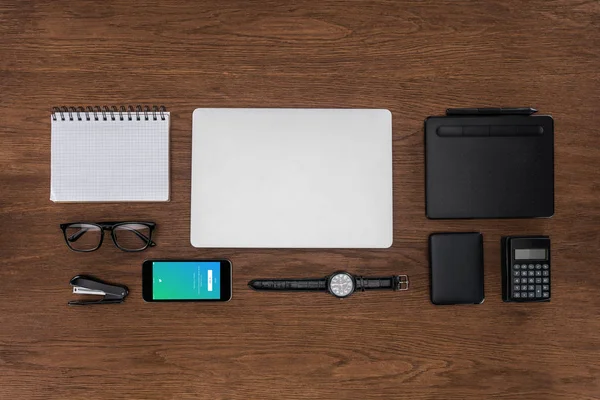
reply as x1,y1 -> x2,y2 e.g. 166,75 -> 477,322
191,108 -> 393,248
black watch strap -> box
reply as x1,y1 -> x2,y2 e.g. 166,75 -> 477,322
355,275 -> 409,291
249,279 -> 327,291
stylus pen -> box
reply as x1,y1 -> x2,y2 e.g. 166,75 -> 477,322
446,107 -> 537,116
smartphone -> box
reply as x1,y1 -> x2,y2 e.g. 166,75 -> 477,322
142,259 -> 232,302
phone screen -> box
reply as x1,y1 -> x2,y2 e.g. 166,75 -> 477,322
153,261 -> 220,300
143,260 -> 231,301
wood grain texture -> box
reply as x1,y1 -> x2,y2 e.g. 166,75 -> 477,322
1,0 -> 599,399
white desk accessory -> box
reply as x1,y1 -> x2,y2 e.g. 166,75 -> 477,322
191,108 -> 393,248
50,105 -> 170,202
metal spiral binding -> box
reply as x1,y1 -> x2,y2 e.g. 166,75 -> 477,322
52,105 -> 167,121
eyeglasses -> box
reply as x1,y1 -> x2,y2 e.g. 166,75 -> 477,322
60,222 -> 156,252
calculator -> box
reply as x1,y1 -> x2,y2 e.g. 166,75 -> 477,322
502,236 -> 551,302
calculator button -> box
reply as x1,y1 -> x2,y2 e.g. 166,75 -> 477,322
513,264 -> 520,270
535,286 -> 542,298
528,264 -> 535,270
528,278 -> 535,284
514,277 -> 521,284
543,264 -> 549,269
542,292 -> 549,298
513,270 -> 520,276
528,271 -> 535,276
542,285 -> 549,291
542,277 -> 549,284
514,285 -> 520,291
535,271 -> 542,276
528,292 -> 535,298
535,264 -> 541,269
521,264 -> 528,270
535,278 -> 542,284
514,292 -> 521,298
521,278 -> 528,284
543,271 -> 549,276
528,285 -> 535,291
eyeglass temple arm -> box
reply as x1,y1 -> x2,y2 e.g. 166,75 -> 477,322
68,227 -> 156,246
122,227 -> 156,246
67,228 -> 89,242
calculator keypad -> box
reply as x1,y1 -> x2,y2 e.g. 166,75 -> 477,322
511,262 -> 550,301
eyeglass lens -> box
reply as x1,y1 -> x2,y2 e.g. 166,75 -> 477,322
113,223 -> 152,251
64,223 -> 102,251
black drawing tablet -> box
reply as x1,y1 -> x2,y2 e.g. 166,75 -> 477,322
425,114 -> 554,219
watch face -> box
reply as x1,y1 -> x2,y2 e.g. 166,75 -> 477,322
328,272 -> 355,298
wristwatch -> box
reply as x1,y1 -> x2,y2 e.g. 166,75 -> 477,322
248,271 -> 409,298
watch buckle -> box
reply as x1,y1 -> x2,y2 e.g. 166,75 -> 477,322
395,275 -> 409,291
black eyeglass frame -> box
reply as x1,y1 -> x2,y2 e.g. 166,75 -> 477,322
60,221 -> 156,252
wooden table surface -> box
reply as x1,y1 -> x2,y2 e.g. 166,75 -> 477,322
2,1 -> 599,399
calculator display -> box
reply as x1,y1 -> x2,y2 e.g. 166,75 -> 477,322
515,248 -> 547,260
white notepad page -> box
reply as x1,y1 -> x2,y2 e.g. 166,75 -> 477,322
50,111 -> 170,202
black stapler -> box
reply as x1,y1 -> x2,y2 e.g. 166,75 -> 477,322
68,275 -> 128,306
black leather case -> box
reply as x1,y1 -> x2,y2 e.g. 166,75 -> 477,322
430,232 -> 484,305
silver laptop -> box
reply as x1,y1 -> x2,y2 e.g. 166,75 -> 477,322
191,108 -> 393,248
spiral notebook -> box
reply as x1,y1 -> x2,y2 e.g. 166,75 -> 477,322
50,105 -> 170,202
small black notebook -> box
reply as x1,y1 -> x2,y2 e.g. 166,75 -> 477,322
430,233 -> 484,305
425,113 -> 554,219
